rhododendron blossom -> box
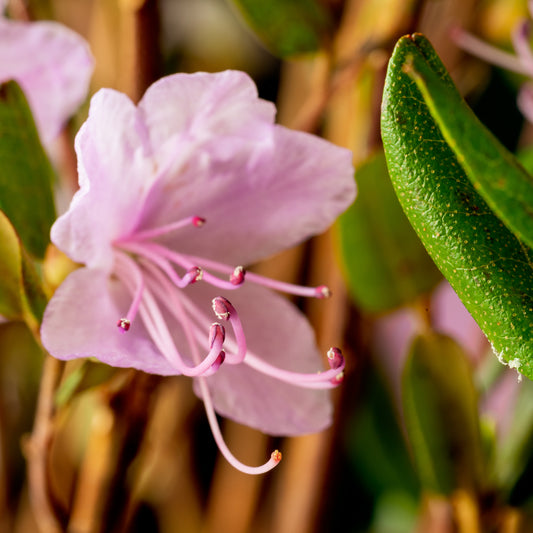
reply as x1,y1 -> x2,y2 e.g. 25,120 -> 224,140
41,70 -> 355,473
0,1 -> 93,145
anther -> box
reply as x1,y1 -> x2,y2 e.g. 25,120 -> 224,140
184,266 -> 203,284
117,318 -> 131,332
315,285 -> 332,299
271,450 -> 282,463
212,296 -> 234,321
209,323 -> 226,348
230,265 -> 246,286
192,216 -> 206,228
327,347 -> 344,369
331,371 -> 344,385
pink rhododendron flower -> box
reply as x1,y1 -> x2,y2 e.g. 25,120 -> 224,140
452,1 -> 533,122
0,2 -> 93,145
41,70 -> 355,473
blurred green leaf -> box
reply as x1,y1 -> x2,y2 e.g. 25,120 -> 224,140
0,211 -> 24,320
337,151 -> 441,313
381,34 -> 533,379
402,333 -> 484,494
0,210 -> 48,327
0,81 -> 56,259
230,0 -> 332,57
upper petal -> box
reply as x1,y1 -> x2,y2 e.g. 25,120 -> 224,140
0,18 -> 93,145
191,282 -> 334,436
142,122 -> 356,267
40,267 -> 180,375
51,89 -> 156,271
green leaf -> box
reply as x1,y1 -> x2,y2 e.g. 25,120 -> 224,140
0,210 -> 48,327
381,34 -> 533,379
402,36 -> 533,251
0,81 -> 56,259
0,210 -> 24,319
402,333 -> 484,494
230,0 -> 332,57
337,151 -> 441,313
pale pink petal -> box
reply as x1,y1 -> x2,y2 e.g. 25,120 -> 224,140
190,282 -> 333,435
0,17 -> 93,145
51,89 -> 156,271
141,124 -> 355,266
40,267 -> 179,375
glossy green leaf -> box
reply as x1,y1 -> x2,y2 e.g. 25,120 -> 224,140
0,210 -> 24,319
230,0 -> 332,57
0,81 -> 56,259
402,39 -> 533,251
337,151 -> 441,313
402,333 -> 484,494
381,34 -> 533,379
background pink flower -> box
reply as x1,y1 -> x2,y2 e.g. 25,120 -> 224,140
0,4 -> 93,145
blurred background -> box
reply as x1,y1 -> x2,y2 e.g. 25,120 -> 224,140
3,0 -> 533,531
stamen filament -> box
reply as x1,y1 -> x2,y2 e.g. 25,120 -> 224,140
118,241 -> 202,288
451,26 -> 531,75
114,251 -> 145,328
118,215 -> 205,242
243,349 -> 345,389
197,375 -> 281,475
115,254 -> 225,377
512,20 -> 533,73
186,255 -> 331,298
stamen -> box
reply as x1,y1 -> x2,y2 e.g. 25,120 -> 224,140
315,285 -> 332,299
118,242 -> 203,289
211,297 -> 247,365
230,266 -> 246,286
327,347 -> 343,369
180,255 -> 332,299
117,318 -> 131,331
118,215 -> 206,242
451,26 -> 531,75
244,347 -> 346,389
114,251 -> 145,329
197,375 -> 281,475
116,254 -> 226,377
512,20 -> 533,73
129,242 -> 243,291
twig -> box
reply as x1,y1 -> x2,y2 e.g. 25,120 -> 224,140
26,355 -> 64,533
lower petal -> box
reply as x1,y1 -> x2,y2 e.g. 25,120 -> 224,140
41,267 -> 179,375
190,282 -> 333,436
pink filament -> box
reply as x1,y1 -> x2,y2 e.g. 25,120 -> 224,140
114,252 -> 225,377
196,375 -> 281,475
451,26 -> 530,75
185,254 -> 331,298
117,215 -> 205,242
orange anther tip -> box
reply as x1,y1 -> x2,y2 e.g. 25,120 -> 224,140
271,450 -> 282,463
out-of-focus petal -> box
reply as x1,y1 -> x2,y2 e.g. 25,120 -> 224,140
40,267 -> 179,375
191,282 -> 333,435
51,89 -> 155,271
0,18 -> 93,145
432,281 -> 488,364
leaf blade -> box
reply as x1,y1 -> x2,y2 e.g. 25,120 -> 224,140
0,81 -> 56,259
381,34 -> 533,378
